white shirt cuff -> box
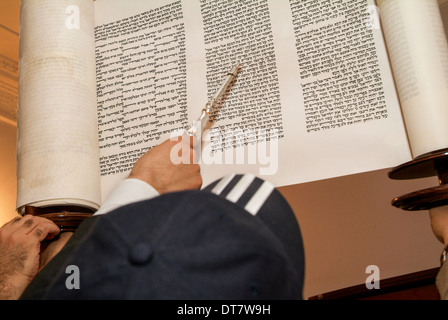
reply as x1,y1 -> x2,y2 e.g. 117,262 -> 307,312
94,179 -> 160,216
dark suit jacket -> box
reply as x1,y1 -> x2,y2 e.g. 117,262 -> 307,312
20,189 -> 305,300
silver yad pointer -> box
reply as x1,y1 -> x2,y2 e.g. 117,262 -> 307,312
186,62 -> 241,137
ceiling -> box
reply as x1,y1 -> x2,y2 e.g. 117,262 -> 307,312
0,0 -> 19,126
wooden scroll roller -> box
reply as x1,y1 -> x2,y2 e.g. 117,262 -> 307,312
24,206 -> 95,232
388,148 -> 448,211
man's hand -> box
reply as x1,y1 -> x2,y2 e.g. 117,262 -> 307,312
0,215 -> 60,300
129,135 -> 202,194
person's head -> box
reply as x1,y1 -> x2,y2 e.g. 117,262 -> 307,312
22,174 -> 305,300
